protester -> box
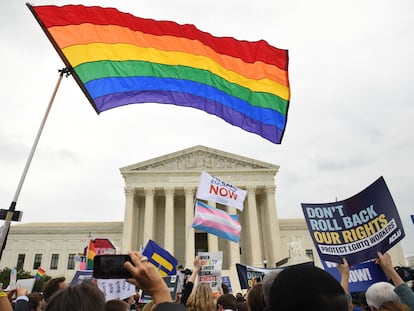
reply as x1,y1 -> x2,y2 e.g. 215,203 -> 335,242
186,283 -> 216,311
7,286 -> 42,311
42,276 -> 68,303
44,280 -> 105,311
378,301 -> 410,311
268,264 -> 349,311
375,252 -> 414,310
236,292 -> 247,311
217,293 -> 238,311
141,301 -> 156,311
125,251 -> 185,311
245,283 -> 265,311
180,256 -> 201,305
365,282 -> 401,310
105,299 -> 130,311
0,291 -> 13,311
261,270 -> 279,307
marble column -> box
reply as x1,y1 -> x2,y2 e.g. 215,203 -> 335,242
265,186 -> 281,266
246,186 -> 262,266
184,187 -> 195,266
207,201 -> 219,252
121,187 -> 135,253
164,187 -> 175,253
143,187 -> 155,245
227,206 -> 241,266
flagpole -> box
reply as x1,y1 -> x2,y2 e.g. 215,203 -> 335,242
0,68 -> 70,261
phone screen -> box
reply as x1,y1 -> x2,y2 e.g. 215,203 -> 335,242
93,255 -> 132,279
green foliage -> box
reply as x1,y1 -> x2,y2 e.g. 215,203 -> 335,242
0,267 -> 52,293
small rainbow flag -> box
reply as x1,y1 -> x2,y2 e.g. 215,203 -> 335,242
27,4 -> 290,144
35,267 -> 46,280
86,239 -> 96,270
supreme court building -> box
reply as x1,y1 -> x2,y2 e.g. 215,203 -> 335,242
0,145 -> 407,289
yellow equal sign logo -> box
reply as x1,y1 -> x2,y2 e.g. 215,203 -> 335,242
151,252 -> 173,277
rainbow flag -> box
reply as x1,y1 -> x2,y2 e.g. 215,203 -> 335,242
27,4 -> 290,144
35,267 -> 46,280
86,239 -> 96,270
192,200 -> 241,243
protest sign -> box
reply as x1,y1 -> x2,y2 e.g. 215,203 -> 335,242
196,171 -> 247,211
221,276 -> 233,294
70,270 -> 93,287
142,239 -> 178,276
322,260 -> 387,292
235,262 -> 314,289
97,279 -> 136,301
302,176 -> 405,265
198,251 -> 223,295
16,278 -> 35,293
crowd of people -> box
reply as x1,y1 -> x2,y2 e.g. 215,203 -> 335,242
0,251 -> 413,311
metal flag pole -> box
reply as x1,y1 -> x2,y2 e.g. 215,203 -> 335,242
0,68 -> 70,261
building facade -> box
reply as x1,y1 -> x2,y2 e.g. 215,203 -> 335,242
0,145 -> 408,291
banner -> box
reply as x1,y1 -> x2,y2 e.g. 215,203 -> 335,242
235,262 -> 314,289
196,171 -> 247,211
321,260 -> 387,292
142,239 -> 178,276
198,251 -> 223,296
301,176 -> 405,265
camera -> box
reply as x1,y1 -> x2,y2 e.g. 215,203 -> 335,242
93,254 -> 132,279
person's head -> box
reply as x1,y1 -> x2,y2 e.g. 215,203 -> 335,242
28,293 -> 43,311
378,301 -> 410,311
42,277 -> 68,302
261,270 -> 280,306
268,264 -> 348,311
246,283 -> 265,311
104,299 -> 130,311
186,283 -> 215,311
141,301 -> 156,311
365,282 -> 401,310
235,292 -> 244,303
45,281 -> 105,311
217,293 -> 237,311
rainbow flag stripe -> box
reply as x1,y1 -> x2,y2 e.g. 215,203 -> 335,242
28,4 -> 290,143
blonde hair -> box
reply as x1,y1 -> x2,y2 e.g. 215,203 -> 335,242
186,283 -> 215,311
141,301 -> 156,311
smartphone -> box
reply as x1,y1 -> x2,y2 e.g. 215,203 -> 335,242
93,254 -> 132,279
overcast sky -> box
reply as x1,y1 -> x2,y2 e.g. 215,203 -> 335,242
1,0 -> 413,258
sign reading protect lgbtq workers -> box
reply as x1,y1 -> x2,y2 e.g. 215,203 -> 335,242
301,176 -> 405,265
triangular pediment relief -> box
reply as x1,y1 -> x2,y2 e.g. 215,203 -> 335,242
120,145 -> 278,172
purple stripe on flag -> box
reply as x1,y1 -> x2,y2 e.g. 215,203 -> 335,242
94,90 -> 284,144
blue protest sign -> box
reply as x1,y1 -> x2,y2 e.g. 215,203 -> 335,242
322,260 -> 388,292
302,176 -> 405,265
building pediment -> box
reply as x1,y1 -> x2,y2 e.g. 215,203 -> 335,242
120,145 -> 278,173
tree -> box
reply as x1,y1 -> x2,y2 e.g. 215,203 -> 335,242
0,267 -> 51,293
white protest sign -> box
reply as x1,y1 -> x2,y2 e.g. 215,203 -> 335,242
196,171 -> 247,211
96,279 -> 136,301
198,251 -> 223,296
16,278 -> 36,293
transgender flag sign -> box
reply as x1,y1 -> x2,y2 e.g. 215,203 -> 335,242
192,200 -> 241,243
